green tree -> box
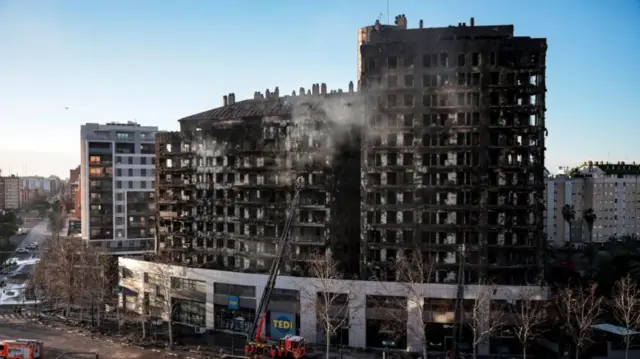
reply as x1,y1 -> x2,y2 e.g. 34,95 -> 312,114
562,204 -> 576,260
582,209 -> 597,244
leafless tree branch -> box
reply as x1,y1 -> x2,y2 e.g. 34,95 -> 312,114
510,288 -> 548,359
555,284 -> 603,359
468,285 -> 505,359
613,275 -> 640,359
302,251 -> 359,359
377,250 -> 433,358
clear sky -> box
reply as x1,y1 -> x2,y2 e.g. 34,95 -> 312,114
0,0 -> 638,178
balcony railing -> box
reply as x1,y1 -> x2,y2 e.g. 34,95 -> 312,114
89,161 -> 113,167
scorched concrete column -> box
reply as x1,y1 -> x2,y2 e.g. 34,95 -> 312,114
406,295 -> 425,353
349,291 -> 366,348
206,280 -> 215,329
299,286 -> 317,342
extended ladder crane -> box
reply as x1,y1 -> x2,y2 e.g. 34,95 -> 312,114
245,176 -> 307,359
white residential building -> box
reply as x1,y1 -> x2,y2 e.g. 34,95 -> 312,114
80,122 -> 158,255
545,161 -> 640,246
118,257 -> 549,354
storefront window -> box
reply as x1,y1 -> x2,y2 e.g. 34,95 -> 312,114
214,304 -> 255,334
172,298 -> 206,327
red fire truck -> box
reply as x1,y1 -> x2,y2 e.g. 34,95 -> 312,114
0,339 -> 44,359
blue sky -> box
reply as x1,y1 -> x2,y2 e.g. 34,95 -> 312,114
0,0 -> 638,178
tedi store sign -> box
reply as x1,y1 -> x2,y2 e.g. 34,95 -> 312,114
270,312 -> 296,339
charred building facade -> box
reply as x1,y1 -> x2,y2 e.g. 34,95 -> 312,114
156,84 -> 362,276
155,16 -> 547,286
359,16 -> 547,284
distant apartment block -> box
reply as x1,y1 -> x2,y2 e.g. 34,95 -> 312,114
545,161 -> 640,246
0,175 -> 22,210
69,165 -> 81,212
80,122 -> 158,255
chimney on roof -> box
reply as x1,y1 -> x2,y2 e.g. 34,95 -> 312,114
348,81 -> 354,93
300,87 -> 305,96
321,83 -> 327,95
223,95 -> 228,106
229,93 -> 235,105
292,90 -> 297,96
394,14 -> 407,30
265,89 -> 271,99
274,86 -> 280,98
419,19 -> 424,29
470,17 -> 475,27
312,84 -> 318,96
307,89 -> 311,96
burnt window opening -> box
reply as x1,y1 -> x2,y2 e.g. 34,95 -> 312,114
490,52 -> 497,66
457,53 -> 466,66
388,153 -> 397,166
387,211 -> 397,224
404,55 -> 414,68
387,74 -> 398,88
387,172 -> 397,185
387,134 -> 397,147
388,94 -> 397,107
440,74 -> 449,86
403,94 -> 414,107
402,191 -> 413,204
403,153 -> 413,166
404,74 -> 414,88
472,52 -> 481,66
404,133 -> 414,146
386,191 -> 397,205
403,114 -> 413,127
388,56 -> 398,69
439,53 -> 449,68
490,72 -> 500,85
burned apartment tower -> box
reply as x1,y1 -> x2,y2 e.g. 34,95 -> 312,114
156,85 -> 362,276
358,16 -> 547,284
156,16 -> 547,284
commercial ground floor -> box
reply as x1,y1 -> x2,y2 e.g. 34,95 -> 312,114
119,258 -> 549,355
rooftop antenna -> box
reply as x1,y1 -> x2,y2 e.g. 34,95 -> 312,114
386,0 -> 390,24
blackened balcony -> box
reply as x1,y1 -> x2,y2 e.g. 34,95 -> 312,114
88,168 -> 113,179
127,204 -> 155,215
89,160 -> 113,167
127,221 -> 151,228
89,230 -> 113,240
90,220 -> 114,228
90,195 -> 113,204
90,210 -> 113,217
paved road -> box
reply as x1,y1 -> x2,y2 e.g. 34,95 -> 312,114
0,319 -> 179,359
1,219 -> 50,304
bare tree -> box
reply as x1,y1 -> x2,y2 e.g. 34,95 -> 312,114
376,250 -> 433,359
304,251 -> 357,359
28,235 -> 114,327
29,235 -> 81,315
510,289 -> 548,359
555,285 -> 603,359
612,275 -> 640,359
468,285 -> 505,359
144,255 -> 179,348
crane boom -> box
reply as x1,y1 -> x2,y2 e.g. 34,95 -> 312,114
249,177 -> 305,342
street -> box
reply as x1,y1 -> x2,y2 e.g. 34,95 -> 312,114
0,218 -> 50,305
0,319 -> 179,358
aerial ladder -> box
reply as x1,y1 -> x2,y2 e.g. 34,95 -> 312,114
245,176 -> 307,359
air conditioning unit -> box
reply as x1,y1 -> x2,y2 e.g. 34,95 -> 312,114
194,327 -> 206,334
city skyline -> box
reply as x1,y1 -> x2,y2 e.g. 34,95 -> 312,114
1,0 -> 639,177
